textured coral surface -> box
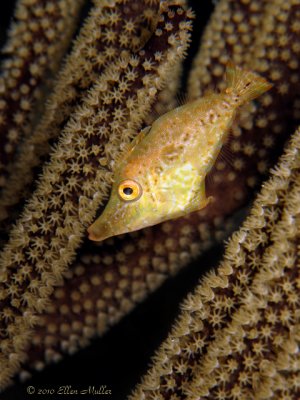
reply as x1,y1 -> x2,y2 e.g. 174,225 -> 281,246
0,0 -> 85,190
0,0 -> 299,399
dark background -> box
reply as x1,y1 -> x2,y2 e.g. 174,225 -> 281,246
0,1 -> 220,399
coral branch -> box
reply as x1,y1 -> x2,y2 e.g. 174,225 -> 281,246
0,0 -> 85,190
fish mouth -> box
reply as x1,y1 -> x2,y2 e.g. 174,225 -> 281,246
87,220 -> 114,242
87,219 -> 132,242
87,227 -> 105,242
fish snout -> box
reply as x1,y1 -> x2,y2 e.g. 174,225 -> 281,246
87,219 -> 113,242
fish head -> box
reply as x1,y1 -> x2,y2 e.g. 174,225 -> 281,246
87,161 -> 209,242
87,172 -> 164,241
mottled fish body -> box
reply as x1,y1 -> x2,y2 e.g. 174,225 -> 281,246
88,64 -> 272,241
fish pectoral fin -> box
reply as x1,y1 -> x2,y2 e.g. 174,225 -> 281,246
201,195 -> 214,208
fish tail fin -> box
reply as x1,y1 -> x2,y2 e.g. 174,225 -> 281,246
224,61 -> 273,105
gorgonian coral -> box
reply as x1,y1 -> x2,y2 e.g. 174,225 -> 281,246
0,0 -> 299,397
0,0 -> 85,191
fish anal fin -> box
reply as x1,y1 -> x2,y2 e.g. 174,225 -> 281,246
187,195 -> 213,214
186,182 -> 213,214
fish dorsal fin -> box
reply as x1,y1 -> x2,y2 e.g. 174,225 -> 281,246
128,125 -> 151,152
116,126 -> 151,165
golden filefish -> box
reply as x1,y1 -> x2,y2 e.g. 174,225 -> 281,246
88,63 -> 272,241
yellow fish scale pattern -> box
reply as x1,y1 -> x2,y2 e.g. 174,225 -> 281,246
0,2 -> 193,390
0,0 -> 300,396
155,162 -> 200,213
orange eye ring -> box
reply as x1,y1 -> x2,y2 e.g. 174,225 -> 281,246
118,180 -> 142,202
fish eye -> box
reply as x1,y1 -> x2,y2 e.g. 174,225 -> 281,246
118,180 -> 142,202
123,187 -> 133,195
